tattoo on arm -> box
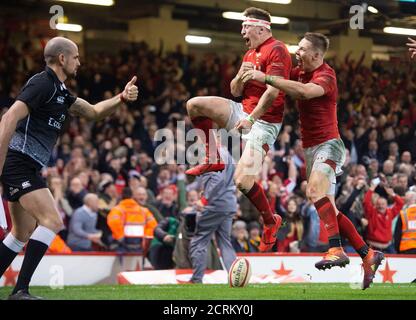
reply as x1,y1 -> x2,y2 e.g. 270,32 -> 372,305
69,98 -> 96,120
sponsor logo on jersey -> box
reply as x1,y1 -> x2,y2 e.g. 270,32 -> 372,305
9,187 -> 19,196
48,114 -> 65,129
22,181 -> 32,189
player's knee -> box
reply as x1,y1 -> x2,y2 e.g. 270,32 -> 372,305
306,182 -> 325,203
186,97 -> 202,114
38,216 -> 64,234
186,98 -> 194,112
234,174 -> 253,193
234,173 -> 243,190
11,228 -> 33,243
306,183 -> 317,202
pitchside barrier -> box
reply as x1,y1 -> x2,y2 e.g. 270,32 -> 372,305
1,253 -> 415,286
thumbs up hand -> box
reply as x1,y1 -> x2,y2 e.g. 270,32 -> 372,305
122,76 -> 138,102
407,38 -> 416,59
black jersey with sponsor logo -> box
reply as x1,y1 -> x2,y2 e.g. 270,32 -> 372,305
9,66 -> 76,166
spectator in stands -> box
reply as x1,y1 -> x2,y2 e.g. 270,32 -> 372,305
394,191 -> 416,254
363,140 -> 383,165
133,186 -> 163,222
247,221 -> 261,252
277,197 -> 303,252
231,220 -> 254,253
388,142 -> 400,162
382,159 -> 395,182
401,151 -> 412,165
368,159 -> 380,180
97,178 -> 118,246
98,141 -> 128,195
155,185 -> 178,218
67,194 -> 103,251
148,216 -> 179,269
336,174 -> 368,252
127,170 -> 142,191
363,180 -> 404,253
66,176 -> 88,211
396,173 -> 409,191
156,167 -> 173,193
107,187 -> 157,252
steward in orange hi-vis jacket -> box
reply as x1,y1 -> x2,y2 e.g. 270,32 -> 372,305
48,235 -> 72,254
393,205 -> 416,254
107,188 -> 157,251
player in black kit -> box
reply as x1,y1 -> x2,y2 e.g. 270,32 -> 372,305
0,37 -> 138,299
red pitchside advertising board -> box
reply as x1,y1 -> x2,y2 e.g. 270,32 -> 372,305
0,253 -> 415,286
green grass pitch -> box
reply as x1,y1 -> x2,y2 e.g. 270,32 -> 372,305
0,283 -> 415,300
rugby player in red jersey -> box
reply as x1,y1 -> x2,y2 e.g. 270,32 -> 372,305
242,32 -> 384,289
185,7 -> 292,251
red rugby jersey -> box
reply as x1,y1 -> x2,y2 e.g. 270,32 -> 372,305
242,37 -> 291,123
291,62 -> 340,148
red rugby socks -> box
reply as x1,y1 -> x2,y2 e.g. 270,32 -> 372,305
337,212 -> 369,259
314,196 -> 342,248
244,182 -> 276,225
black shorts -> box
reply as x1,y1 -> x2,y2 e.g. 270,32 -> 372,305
1,149 -> 47,202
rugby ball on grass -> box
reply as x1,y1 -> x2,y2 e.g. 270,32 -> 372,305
228,258 -> 251,287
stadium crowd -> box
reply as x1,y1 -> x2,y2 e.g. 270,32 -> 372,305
1,34 -> 416,266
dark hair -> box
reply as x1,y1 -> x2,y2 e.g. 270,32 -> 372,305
243,7 -> 271,22
121,187 -> 132,200
303,32 -> 330,54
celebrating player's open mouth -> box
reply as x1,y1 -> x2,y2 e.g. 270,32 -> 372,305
295,54 -> 303,67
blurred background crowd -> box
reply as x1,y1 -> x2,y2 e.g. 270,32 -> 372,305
1,32 -> 415,269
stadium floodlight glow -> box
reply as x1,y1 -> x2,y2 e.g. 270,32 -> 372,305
368,6 -> 379,14
222,11 -> 289,24
56,23 -> 83,32
383,26 -> 416,36
286,45 -> 299,54
250,0 -> 292,4
270,16 -> 290,24
58,0 -> 114,6
185,35 -> 212,44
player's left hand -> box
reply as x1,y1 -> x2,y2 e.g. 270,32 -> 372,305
407,37 -> 416,59
122,76 -> 139,101
234,118 -> 253,133
241,69 -> 266,84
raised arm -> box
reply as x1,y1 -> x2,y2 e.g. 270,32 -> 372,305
241,70 -> 325,100
0,101 -> 29,174
385,187 -> 404,218
363,188 -> 375,217
69,76 -> 138,121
